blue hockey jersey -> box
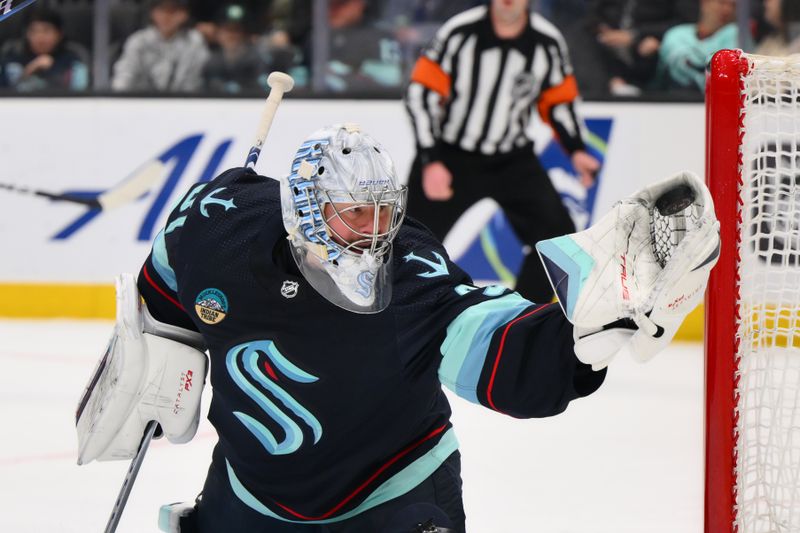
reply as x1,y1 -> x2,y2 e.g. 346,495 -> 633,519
137,166 -> 606,524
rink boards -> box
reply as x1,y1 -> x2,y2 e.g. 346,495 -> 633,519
0,98 -> 705,337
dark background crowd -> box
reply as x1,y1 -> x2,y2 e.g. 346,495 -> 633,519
0,0 -> 798,98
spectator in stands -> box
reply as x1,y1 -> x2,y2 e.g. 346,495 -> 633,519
325,0 -> 402,91
189,0 -> 272,46
0,8 -> 89,92
655,0 -> 737,92
380,0 -> 481,78
380,0 -> 480,26
111,0 -> 210,92
756,0 -> 800,56
252,1 -> 297,81
287,0 -> 402,92
586,0 -> 697,96
546,0 -> 608,95
203,4 -> 263,93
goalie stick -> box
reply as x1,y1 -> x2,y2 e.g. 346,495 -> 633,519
103,421 -> 158,533
96,72 -> 294,532
0,159 -> 165,211
245,72 -> 294,169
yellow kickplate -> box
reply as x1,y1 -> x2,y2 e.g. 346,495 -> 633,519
0,284 -> 115,319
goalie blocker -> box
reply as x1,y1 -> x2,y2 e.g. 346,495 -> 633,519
536,172 -> 720,369
75,274 -> 208,464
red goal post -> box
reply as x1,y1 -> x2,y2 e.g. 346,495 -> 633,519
705,49 -> 800,533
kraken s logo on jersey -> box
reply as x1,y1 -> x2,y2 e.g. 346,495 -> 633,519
281,280 -> 299,299
226,340 -> 322,455
195,288 -> 228,324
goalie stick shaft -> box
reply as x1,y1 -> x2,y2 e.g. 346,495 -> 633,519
103,421 -> 159,533
245,72 -> 294,169
0,160 -> 164,211
0,182 -> 101,208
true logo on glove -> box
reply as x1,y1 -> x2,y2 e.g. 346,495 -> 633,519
195,288 -> 228,324
620,254 -> 631,301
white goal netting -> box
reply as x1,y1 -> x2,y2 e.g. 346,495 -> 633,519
737,53 -> 800,533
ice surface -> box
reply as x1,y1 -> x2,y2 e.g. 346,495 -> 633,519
0,320 -> 704,533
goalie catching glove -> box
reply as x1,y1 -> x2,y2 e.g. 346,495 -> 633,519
75,274 -> 208,464
536,171 -> 720,369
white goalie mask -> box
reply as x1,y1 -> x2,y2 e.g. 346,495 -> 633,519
280,123 -> 407,313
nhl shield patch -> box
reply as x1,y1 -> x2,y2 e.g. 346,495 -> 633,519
281,280 -> 299,299
195,288 -> 228,324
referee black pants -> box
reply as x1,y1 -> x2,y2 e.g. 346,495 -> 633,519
407,143 -> 575,304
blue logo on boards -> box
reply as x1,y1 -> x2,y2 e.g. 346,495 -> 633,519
24,117 -> 614,291
50,134 -> 234,241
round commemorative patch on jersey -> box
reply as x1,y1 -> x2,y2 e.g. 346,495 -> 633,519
195,288 -> 228,324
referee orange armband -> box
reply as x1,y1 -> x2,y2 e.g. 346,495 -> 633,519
410,56 -> 451,99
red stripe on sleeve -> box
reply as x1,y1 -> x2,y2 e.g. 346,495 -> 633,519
486,304 -> 551,413
142,264 -> 185,312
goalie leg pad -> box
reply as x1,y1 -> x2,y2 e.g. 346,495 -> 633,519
76,274 -> 208,465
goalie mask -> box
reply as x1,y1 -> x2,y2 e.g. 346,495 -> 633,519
280,123 -> 407,313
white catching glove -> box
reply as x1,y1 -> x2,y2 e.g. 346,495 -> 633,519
573,320 -> 637,371
537,171 -> 720,368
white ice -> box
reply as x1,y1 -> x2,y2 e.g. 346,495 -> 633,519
0,320 -> 704,533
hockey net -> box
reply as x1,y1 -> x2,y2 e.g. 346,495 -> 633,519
706,50 -> 800,533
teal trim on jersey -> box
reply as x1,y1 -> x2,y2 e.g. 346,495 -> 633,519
200,187 -> 237,217
481,285 -> 507,297
225,428 -> 459,524
180,183 -> 207,212
403,251 -> 449,278
151,228 -> 178,292
165,216 -> 186,235
536,236 -> 594,320
158,504 -> 170,532
439,293 -> 533,404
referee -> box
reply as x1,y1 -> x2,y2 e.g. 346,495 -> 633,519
405,0 -> 600,303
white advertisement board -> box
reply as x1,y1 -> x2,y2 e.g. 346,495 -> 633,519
0,98 -> 704,287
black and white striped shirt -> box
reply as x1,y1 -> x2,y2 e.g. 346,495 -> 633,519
405,6 -> 588,161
